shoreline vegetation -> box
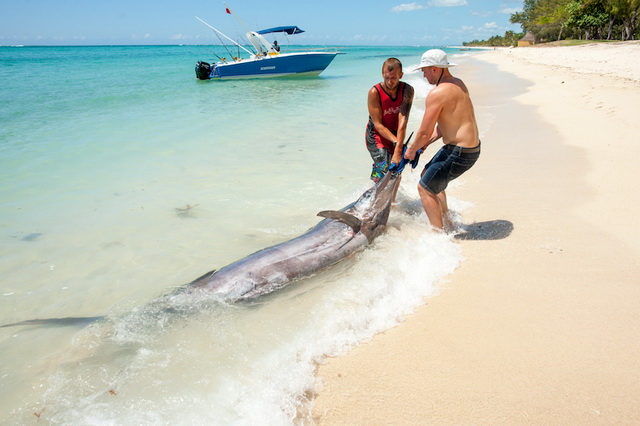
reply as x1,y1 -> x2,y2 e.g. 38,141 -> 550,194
464,0 -> 639,47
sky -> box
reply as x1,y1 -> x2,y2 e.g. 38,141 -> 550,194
0,0 -> 523,46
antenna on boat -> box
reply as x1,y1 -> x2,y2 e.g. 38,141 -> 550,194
195,16 -> 254,56
223,2 -> 274,56
223,2 -> 253,35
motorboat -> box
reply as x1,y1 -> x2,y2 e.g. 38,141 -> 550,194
194,16 -> 342,80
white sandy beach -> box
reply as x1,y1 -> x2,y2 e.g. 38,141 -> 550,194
312,41 -> 640,424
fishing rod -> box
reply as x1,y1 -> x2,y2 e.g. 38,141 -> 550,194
211,28 -> 232,62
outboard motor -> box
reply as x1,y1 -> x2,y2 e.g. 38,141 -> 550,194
195,61 -> 212,80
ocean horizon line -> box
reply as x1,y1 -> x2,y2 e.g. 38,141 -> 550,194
1,43 -> 457,48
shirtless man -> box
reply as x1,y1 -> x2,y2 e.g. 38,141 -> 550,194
404,49 -> 481,231
365,58 -> 414,182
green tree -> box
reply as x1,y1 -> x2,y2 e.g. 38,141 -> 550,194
472,0 -> 638,45
511,0 -> 574,40
535,0 -> 572,40
608,0 -> 640,39
462,31 -> 525,47
566,0 -> 609,39
510,0 -> 537,32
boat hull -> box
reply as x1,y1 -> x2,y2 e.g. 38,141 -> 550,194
196,52 -> 339,80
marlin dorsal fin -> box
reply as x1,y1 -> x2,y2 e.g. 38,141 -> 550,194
317,210 -> 362,233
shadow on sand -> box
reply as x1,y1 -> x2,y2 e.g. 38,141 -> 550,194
455,219 -> 514,241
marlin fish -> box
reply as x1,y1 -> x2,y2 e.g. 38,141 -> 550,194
181,137 -> 421,302
1,169 -> 407,328
182,170 -> 402,301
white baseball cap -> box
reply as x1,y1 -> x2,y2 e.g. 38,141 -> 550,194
414,49 -> 456,71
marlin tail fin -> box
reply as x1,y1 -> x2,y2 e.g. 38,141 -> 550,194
1,316 -> 105,328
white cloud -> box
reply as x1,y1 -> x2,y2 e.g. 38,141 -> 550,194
483,22 -> 498,29
461,25 -> 474,31
352,34 -> 389,42
499,7 -> 521,14
391,3 -> 426,13
471,10 -> 492,17
414,34 -> 436,42
126,33 -> 151,41
429,0 -> 468,7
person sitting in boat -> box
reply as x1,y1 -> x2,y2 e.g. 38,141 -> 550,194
365,58 -> 414,182
273,40 -> 280,52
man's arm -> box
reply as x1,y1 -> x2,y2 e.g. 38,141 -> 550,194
391,85 -> 414,165
405,88 -> 443,160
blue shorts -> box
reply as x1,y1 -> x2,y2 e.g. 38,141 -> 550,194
420,143 -> 481,194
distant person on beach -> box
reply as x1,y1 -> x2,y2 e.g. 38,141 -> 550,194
365,58 -> 414,182
404,49 -> 481,231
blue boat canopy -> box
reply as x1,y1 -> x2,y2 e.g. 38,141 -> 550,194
257,26 -> 305,35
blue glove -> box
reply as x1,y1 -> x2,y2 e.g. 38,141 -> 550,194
409,148 -> 423,169
389,145 -> 423,174
389,132 -> 417,175
399,145 -> 423,170
389,159 -> 406,174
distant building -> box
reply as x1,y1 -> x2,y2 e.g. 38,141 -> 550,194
518,32 -> 536,47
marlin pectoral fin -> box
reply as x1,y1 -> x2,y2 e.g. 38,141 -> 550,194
317,210 -> 362,233
188,269 -> 218,287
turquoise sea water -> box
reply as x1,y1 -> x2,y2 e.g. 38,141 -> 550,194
1,45 -> 476,423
